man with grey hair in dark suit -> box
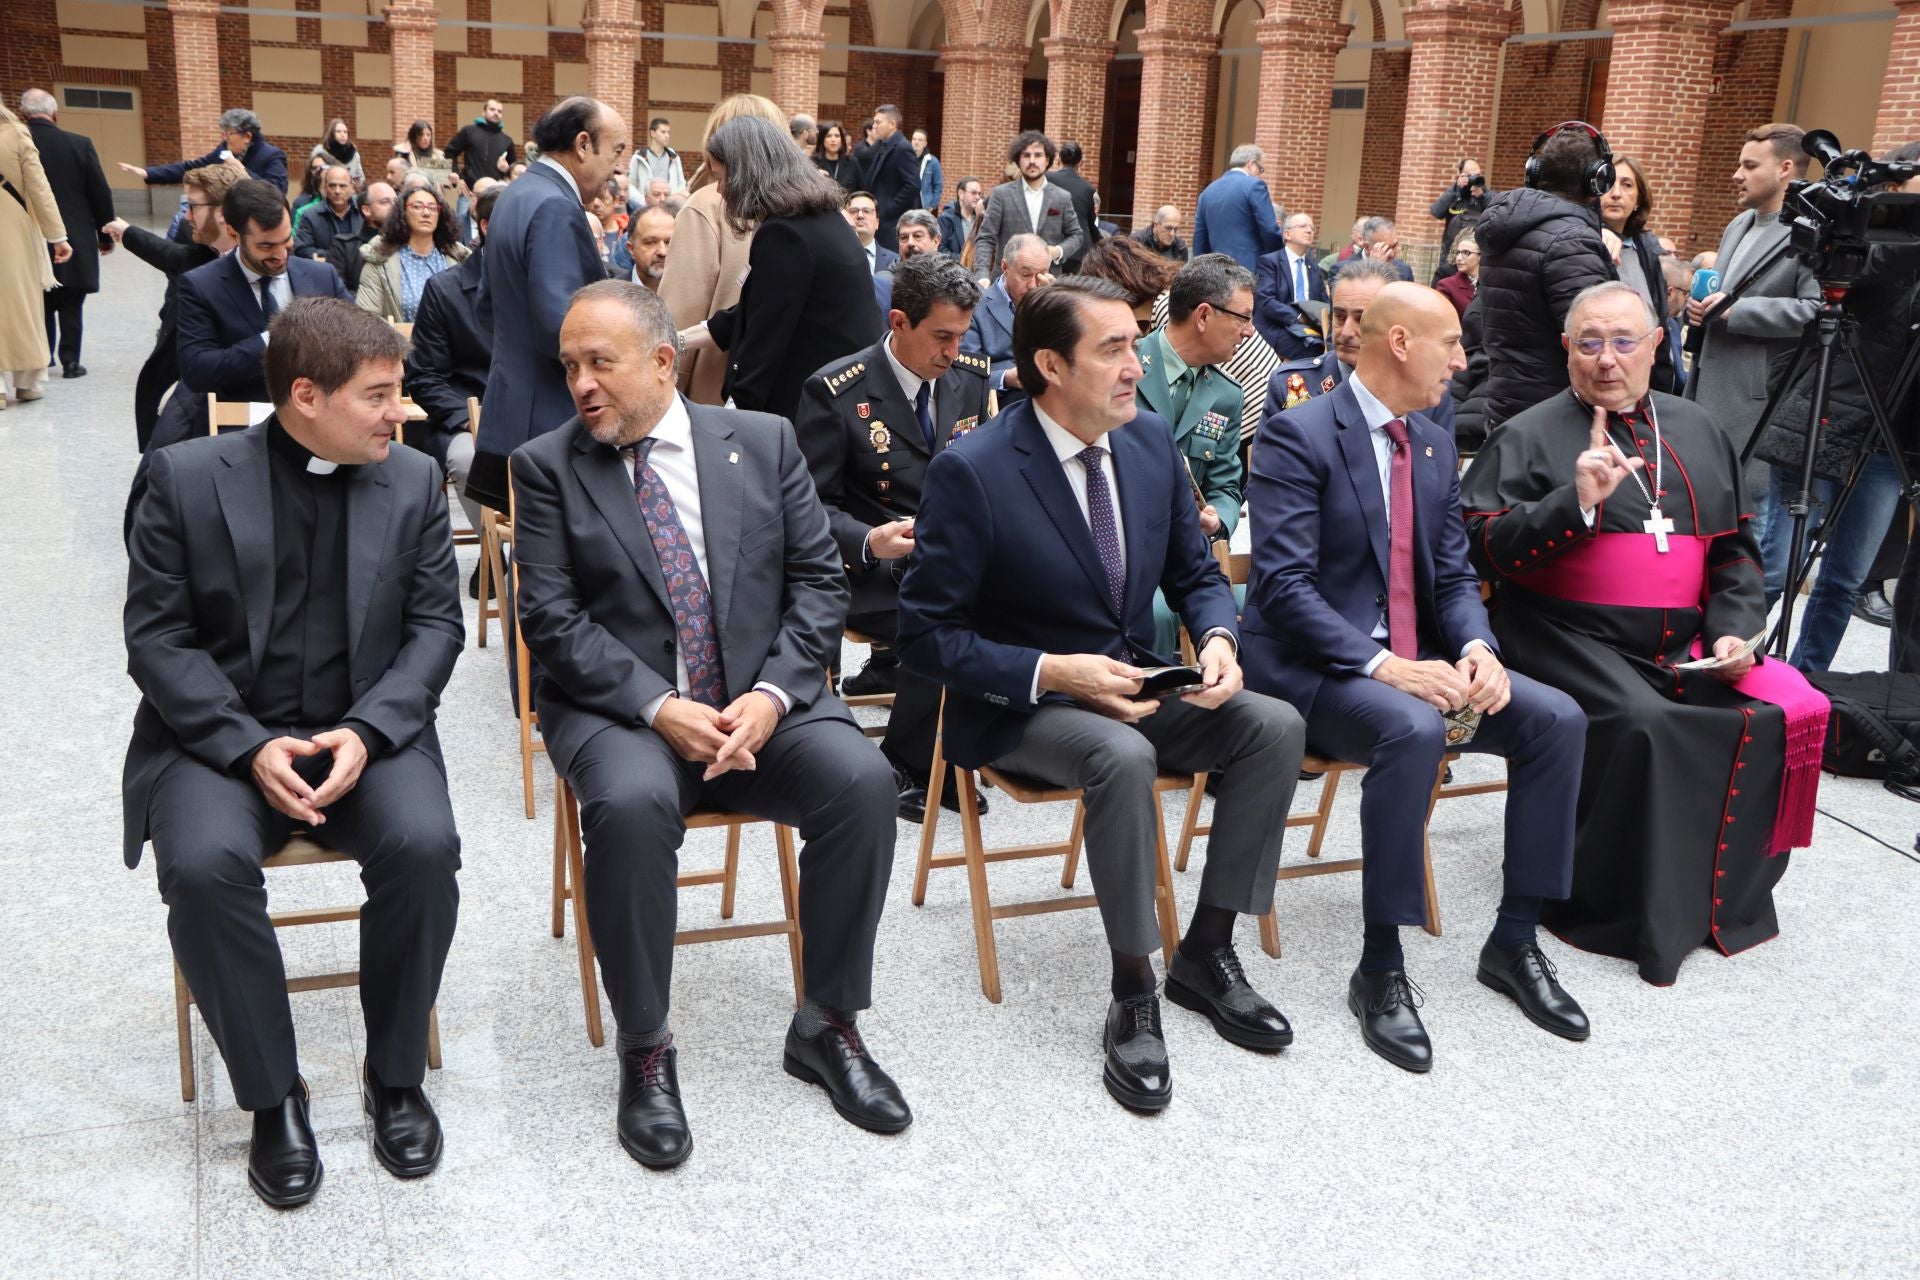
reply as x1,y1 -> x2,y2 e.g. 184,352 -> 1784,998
511,280 -> 910,1171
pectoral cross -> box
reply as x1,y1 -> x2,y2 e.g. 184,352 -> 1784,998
1644,506 -> 1674,553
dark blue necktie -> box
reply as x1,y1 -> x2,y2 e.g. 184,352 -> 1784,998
915,381 -> 936,452
1075,445 -> 1124,616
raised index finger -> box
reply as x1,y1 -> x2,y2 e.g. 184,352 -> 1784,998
1589,405 -> 1611,451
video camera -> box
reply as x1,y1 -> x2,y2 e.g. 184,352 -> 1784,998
1786,129 -> 1920,283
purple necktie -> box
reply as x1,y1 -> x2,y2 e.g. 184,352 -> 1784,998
631,438 -> 728,708
1381,417 -> 1416,659
1075,445 -> 1124,616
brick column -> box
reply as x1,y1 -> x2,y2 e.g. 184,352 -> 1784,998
1873,0 -> 1920,156
769,28 -> 827,120
1601,0 -> 1737,256
1392,0 -> 1508,278
384,1 -> 438,152
1132,29 -> 1219,225
166,0 -> 222,170
583,0 -> 640,127
1041,35 -> 1115,186
939,43 -> 1027,193
1253,0 -> 1351,220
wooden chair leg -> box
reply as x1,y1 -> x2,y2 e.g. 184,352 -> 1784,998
1259,903 -> 1282,959
563,783 -> 604,1047
1305,767 -> 1343,858
775,825 -> 804,1007
1059,800 -> 1086,888
475,522 -> 494,649
550,792 -> 567,938
1172,774 -> 1206,874
720,822 -> 742,920
426,1005 -> 443,1070
954,769 -> 1002,1003
912,700 -> 949,906
517,638 -> 536,820
1150,795 -> 1180,965
1420,758 -> 1447,937
173,962 -> 195,1103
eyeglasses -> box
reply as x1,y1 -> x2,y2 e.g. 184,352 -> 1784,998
1452,249 -> 1477,259
1571,326 -> 1662,356
1210,303 -> 1254,324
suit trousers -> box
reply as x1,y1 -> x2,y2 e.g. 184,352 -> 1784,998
147,745 -> 462,1111
44,286 -> 85,369
566,716 -> 898,1034
846,609 -> 940,785
989,692 -> 1306,956
1302,669 -> 1584,926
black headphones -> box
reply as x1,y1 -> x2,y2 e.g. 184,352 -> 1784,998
1524,121 -> 1616,196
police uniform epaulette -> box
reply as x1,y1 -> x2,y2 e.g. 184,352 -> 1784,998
822,360 -> 867,395
951,352 -> 990,374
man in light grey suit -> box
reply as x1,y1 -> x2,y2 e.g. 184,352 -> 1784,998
1686,122 -> 1820,526
510,281 -> 910,1171
972,130 -> 1086,286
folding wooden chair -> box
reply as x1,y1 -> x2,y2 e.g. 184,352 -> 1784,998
471,398 -> 510,650
206,393 -> 258,435
172,834 -> 444,1101
550,776 -> 804,1047
838,626 -> 894,739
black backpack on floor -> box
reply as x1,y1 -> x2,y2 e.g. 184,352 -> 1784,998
1807,670 -> 1920,781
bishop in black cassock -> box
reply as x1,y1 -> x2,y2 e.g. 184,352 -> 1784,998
1460,283 -> 1827,986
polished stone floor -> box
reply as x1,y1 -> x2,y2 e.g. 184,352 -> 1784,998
2,236 -> 1916,1280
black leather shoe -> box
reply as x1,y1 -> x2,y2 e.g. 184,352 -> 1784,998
896,777 -> 988,824
1855,587 -> 1895,628
248,1078 -> 323,1208
617,1035 -> 692,1168
783,1014 -> 912,1133
840,660 -> 897,696
63,364 -> 86,379
1165,944 -> 1293,1051
362,1062 -> 443,1178
1477,938 -> 1591,1041
1102,994 -> 1172,1112
1348,967 -> 1432,1073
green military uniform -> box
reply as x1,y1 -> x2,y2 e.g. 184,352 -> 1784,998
1133,326 -> 1243,540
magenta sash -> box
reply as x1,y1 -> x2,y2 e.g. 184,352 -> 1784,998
1687,640 -> 1829,855
1515,533 -> 1707,608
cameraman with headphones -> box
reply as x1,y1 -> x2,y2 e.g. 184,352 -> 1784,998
1430,156 -> 1490,281
1474,123 -> 1618,429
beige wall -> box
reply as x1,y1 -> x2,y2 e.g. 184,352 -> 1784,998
1774,0 -> 1894,155
58,89 -> 148,189
1212,0 -> 1262,174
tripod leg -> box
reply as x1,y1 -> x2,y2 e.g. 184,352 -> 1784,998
1772,319 -> 1846,660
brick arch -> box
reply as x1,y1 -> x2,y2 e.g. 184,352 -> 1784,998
1354,0 -> 1409,220
1051,0 -> 1117,38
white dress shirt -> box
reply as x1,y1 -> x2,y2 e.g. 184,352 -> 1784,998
1285,248 -> 1312,299
235,256 -> 291,341
1343,371 -> 1487,674
537,153 -> 582,204
862,239 -> 878,274
1023,180 -> 1047,236
882,333 -> 930,416
628,394 -> 792,724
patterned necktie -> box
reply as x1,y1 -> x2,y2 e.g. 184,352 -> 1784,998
257,275 -> 279,322
1075,445 -> 1124,617
915,380 -> 936,452
631,438 -> 728,707
1381,418 -> 1417,659
1294,255 -> 1308,303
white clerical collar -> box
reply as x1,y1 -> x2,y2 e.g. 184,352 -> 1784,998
882,335 -> 926,406
306,457 -> 340,475
1344,369 -> 1399,433
538,154 -> 582,203
1034,401 -> 1107,465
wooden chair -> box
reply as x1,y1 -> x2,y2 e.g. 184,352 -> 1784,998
206,393 -> 258,434
172,835 -> 444,1101
471,398 -> 510,651
911,693 -> 1198,1003
550,776 -> 804,1047
501,462 -> 543,818
838,626 -> 894,739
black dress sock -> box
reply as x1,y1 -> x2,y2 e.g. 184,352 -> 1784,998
1359,922 -> 1404,974
1111,950 -> 1157,1000
1178,903 -> 1237,960
615,1023 -> 672,1052
1490,892 -> 1543,950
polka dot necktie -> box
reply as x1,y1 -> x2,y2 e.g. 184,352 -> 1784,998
631,438 -> 728,708
1075,445 -> 1124,617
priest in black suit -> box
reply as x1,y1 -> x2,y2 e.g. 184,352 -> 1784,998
124,299 -> 463,1207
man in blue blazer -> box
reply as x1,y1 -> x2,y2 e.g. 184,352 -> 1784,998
862,106 -> 920,251
959,233 -> 1050,397
1239,282 -> 1589,1074
469,96 -> 630,511
1190,145 -> 1285,270
899,277 -> 1306,1115
1253,212 -> 1329,359
126,106 -> 289,193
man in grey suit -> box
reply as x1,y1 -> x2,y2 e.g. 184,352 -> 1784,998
511,281 -> 910,1170
124,299 -> 464,1207
1686,122 -> 1820,525
972,130 -> 1086,286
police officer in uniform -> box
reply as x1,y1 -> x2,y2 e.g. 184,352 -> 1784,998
796,254 -> 993,821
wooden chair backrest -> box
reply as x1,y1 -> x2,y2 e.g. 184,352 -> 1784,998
467,396 -> 481,441
206,394 -> 256,435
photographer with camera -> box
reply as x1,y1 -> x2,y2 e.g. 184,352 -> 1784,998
1751,141 -> 1920,673
1430,157 -> 1489,281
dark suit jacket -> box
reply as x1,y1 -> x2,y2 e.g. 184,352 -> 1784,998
796,339 -> 992,614
1239,380 -> 1494,719
146,135 -> 288,192
1253,248 -> 1329,360
509,402 -> 853,776
1046,168 -> 1100,271
1262,352 -> 1457,448
26,117 -> 115,294
869,244 -> 900,275
706,209 -> 883,423
959,279 -> 1016,388
175,253 -> 352,400
896,398 -> 1238,769
404,248 -> 490,468
121,422 -> 464,866
1191,169 -> 1285,269
120,224 -> 216,386
864,132 -> 920,247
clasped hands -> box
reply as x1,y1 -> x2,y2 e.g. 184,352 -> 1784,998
250,727 -> 369,825
1371,646 -> 1511,715
653,691 -> 782,780
1040,635 -> 1241,723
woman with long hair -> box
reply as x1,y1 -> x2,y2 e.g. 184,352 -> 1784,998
1078,234 -> 1181,332
681,114 -> 880,419
400,118 -> 461,211
812,121 -> 859,191
292,151 -> 329,223
320,117 -> 364,183
657,93 -> 789,404
356,185 -> 470,322
1598,156 -> 1676,392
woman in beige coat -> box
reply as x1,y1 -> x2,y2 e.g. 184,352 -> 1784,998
0,103 -> 71,408
658,93 -> 786,405
356,184 -> 469,323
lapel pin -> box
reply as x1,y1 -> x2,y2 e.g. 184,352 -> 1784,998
1424,446 -> 1433,457
728,451 -> 739,464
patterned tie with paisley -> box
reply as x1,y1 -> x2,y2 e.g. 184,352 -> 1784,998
631,438 -> 728,708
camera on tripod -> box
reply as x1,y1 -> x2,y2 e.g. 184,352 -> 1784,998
1785,130 -> 1920,284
